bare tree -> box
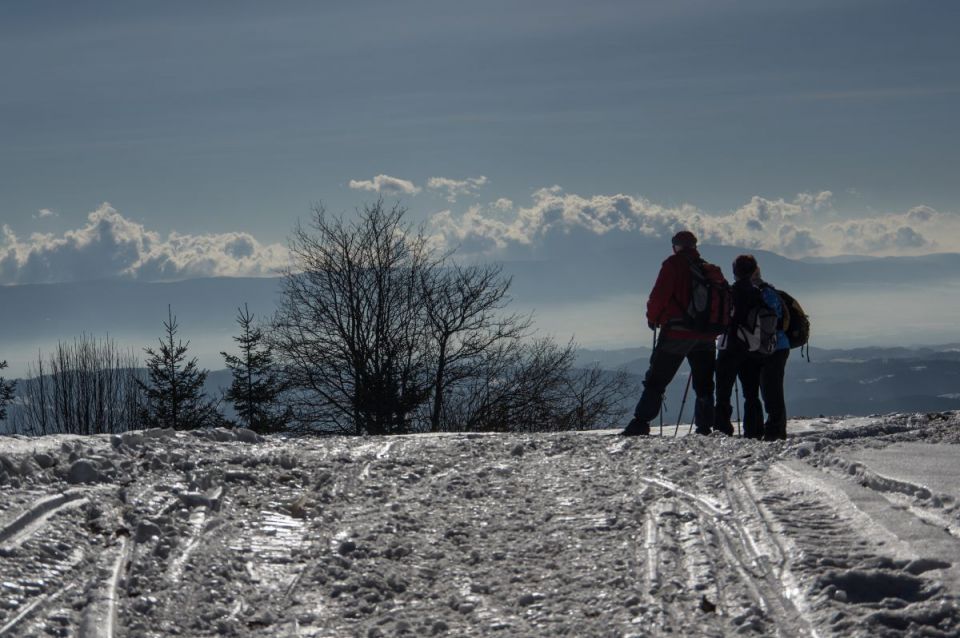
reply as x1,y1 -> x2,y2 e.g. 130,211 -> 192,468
9,337 -> 144,435
420,262 -> 531,432
554,365 -> 634,431
273,199 -> 634,435
0,360 -> 15,424
272,200 -> 433,434
438,338 -> 569,432
440,339 -> 634,433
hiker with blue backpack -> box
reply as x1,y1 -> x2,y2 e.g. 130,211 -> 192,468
715,254 -> 791,440
622,231 -> 731,436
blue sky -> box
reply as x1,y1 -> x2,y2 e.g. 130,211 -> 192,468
1,0 -> 959,283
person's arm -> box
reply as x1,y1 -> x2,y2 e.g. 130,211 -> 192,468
646,260 -> 677,326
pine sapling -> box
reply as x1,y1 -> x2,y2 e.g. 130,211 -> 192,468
139,306 -> 219,430
222,304 -> 288,433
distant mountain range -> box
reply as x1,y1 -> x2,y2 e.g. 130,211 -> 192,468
4,343 -> 957,435
579,344 -> 960,423
3,242 -> 960,376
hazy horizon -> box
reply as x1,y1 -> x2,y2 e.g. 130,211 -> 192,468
3,1 -> 959,375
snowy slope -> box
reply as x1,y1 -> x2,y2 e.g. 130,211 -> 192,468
0,414 -> 958,637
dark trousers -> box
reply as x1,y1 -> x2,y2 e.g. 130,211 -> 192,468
715,349 -> 763,438
633,336 -> 715,433
761,349 -> 789,440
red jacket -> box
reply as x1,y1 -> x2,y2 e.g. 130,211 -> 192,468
647,247 -> 716,341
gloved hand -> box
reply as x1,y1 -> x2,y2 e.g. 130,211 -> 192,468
648,321 -> 657,331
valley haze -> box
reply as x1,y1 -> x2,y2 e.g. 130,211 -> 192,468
3,242 -> 960,375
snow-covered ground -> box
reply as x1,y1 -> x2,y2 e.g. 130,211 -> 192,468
0,414 -> 958,637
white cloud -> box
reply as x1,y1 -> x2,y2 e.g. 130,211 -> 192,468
427,176 -> 489,203
35,208 -> 57,219
492,198 -> 513,211
348,174 -> 421,195
0,203 -> 289,285
824,218 -> 932,253
428,188 -> 958,259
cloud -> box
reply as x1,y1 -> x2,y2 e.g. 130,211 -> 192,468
492,198 -> 513,211
0,203 -> 289,285
825,219 -> 932,253
426,176 -> 489,203
35,208 -> 57,219
348,174 -> 421,195
429,188 -> 957,259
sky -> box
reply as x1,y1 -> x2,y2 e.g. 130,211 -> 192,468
2,0 -> 960,285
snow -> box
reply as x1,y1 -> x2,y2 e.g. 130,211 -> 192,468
847,443 -> 960,497
0,414 -> 958,636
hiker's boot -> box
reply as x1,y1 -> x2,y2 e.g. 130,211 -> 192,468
621,417 -> 650,436
762,420 -> 787,441
743,424 -> 763,439
714,419 -> 734,436
713,404 -> 734,436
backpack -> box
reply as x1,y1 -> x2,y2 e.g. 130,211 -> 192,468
735,290 -> 779,355
775,289 -> 810,349
676,258 -> 731,335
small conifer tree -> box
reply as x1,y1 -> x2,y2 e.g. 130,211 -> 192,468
222,304 -> 287,433
0,360 -> 15,422
139,306 -> 219,430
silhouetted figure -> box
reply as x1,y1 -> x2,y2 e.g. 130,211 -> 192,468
714,255 -> 789,439
622,231 -> 723,436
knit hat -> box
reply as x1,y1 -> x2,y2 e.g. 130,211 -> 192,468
732,254 -> 759,280
671,230 -> 697,248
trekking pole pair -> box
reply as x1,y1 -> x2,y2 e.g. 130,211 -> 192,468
679,378 -> 742,436
672,372 -> 743,437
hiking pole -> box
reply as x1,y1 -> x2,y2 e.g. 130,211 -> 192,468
734,379 -> 742,437
659,397 -> 664,437
673,373 -> 693,437
653,327 -> 665,436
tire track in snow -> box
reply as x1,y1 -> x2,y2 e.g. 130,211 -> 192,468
724,471 -> 788,576
637,473 -> 819,637
166,486 -> 223,583
0,490 -> 92,636
286,441 -> 382,635
643,507 -> 660,593
0,584 -> 75,637
0,489 -> 88,554
764,460 -> 960,635
79,537 -> 130,638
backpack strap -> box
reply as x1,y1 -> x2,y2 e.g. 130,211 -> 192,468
667,254 -> 704,323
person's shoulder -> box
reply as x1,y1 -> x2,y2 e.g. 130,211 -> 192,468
760,282 -> 780,295
661,253 -> 681,268
662,250 -> 698,267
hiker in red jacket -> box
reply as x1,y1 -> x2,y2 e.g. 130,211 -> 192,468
622,231 -> 719,436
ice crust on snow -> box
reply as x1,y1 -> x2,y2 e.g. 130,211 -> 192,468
0,414 -> 957,636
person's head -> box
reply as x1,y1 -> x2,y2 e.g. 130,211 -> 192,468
671,230 -> 697,253
733,254 -> 760,282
